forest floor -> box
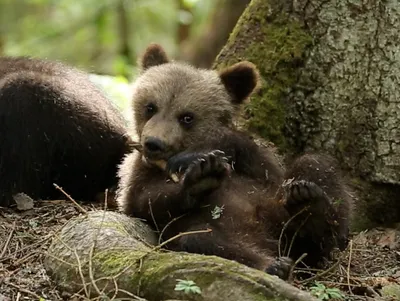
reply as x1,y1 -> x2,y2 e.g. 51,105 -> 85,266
0,198 -> 399,301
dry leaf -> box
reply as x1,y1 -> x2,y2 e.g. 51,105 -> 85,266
377,229 -> 398,250
13,193 -> 34,211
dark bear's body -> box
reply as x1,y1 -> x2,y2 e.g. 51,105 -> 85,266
0,57 -> 131,206
117,44 -> 352,279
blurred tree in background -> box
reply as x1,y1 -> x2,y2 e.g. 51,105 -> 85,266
0,0 -> 249,114
0,0 -> 221,78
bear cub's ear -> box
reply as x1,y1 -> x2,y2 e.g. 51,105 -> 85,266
219,61 -> 260,104
140,43 -> 170,71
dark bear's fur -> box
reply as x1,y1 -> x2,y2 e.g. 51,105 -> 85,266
117,44 -> 352,279
0,56 -> 132,207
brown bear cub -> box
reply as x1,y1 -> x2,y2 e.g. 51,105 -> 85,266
0,57 -> 132,207
117,44 -> 352,279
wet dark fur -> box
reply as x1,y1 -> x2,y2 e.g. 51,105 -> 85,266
0,57 -> 132,206
117,44 -> 352,279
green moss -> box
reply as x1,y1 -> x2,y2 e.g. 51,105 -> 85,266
94,249 -> 142,276
138,253 -> 287,301
245,20 -> 312,148
214,0 -> 313,150
382,284 -> 400,299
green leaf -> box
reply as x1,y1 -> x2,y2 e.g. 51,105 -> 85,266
191,286 -> 202,294
174,279 -> 202,295
211,204 -> 225,219
328,291 -> 345,299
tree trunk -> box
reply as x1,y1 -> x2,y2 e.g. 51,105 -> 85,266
180,0 -> 250,68
116,0 -> 134,78
44,210 -> 317,301
176,0 -> 193,47
213,0 -> 400,229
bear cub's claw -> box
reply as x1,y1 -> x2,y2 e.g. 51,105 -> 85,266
265,257 -> 293,280
182,150 -> 229,187
166,150 -> 228,174
283,179 -> 328,209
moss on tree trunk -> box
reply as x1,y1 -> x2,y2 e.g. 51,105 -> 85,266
214,0 -> 400,229
44,211 -> 317,301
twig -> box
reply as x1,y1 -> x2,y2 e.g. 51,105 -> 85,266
53,183 -> 88,214
89,243 -> 103,297
347,239 -> 353,295
298,258 -> 342,284
158,213 -> 187,244
87,200 -> 110,297
278,206 -> 309,257
74,248 -> 90,297
111,277 -> 119,300
155,229 -> 212,252
13,252 -> 38,267
298,245 -> 349,284
289,253 -> 308,281
54,233 -> 90,297
318,280 -> 365,287
0,221 -> 15,258
285,213 -> 311,257
4,280 -> 42,299
104,188 -> 108,211
148,199 -> 160,233
0,235 -> 53,263
115,289 -> 148,300
41,251 -> 76,267
137,228 -> 212,265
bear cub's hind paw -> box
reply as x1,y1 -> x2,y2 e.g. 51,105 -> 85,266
265,257 -> 294,280
283,179 -> 329,209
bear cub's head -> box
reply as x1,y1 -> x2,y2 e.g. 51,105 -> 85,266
132,43 -> 260,162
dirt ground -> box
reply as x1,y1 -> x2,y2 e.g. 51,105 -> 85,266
0,199 -> 399,301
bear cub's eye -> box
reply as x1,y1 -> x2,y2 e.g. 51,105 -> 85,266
145,103 -> 157,116
179,113 -> 194,127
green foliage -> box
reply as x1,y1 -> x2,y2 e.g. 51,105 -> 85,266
211,204 -> 225,219
333,199 -> 344,207
174,279 -> 202,295
309,282 -> 345,300
0,0 -> 216,78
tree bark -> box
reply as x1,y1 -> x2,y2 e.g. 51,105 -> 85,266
116,0 -> 134,77
180,0 -> 250,68
214,0 -> 400,229
176,0 -> 193,47
44,210 -> 317,301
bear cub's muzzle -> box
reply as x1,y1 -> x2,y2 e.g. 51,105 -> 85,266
142,136 -> 173,161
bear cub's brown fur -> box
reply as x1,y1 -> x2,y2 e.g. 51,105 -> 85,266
117,44 -> 352,279
0,57 -> 131,207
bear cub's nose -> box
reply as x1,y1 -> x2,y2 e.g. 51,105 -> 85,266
144,137 -> 166,155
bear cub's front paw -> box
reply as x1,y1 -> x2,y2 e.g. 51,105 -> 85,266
167,152 -> 206,176
283,179 -> 328,210
265,256 -> 293,280
181,150 -> 230,187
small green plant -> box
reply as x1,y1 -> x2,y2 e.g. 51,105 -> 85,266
310,282 -> 345,300
174,279 -> 202,295
211,205 -> 225,219
333,199 -> 344,207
